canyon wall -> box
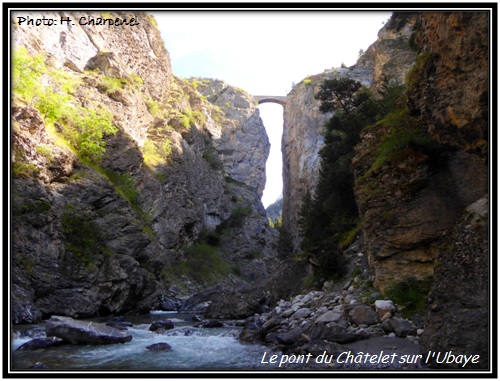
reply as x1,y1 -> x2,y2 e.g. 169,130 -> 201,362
11,11 -> 297,323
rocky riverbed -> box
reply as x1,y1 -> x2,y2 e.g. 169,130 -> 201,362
239,240 -> 427,370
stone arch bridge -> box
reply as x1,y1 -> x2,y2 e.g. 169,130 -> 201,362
253,95 -> 287,106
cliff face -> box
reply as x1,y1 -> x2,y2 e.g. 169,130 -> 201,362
11,11 -> 288,323
406,12 -> 489,368
282,19 -> 417,250
352,12 -> 488,292
407,12 -> 489,157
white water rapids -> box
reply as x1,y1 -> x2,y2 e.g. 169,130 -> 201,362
11,312 -> 280,371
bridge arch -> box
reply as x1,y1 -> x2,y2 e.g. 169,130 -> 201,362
253,95 -> 287,107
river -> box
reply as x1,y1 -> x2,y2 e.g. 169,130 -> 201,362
11,312 -> 281,371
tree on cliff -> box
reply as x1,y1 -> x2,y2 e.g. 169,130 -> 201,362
299,77 -> 378,281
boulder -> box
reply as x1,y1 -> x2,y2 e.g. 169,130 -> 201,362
16,336 -> 64,351
315,311 -> 343,324
390,317 -> 416,338
106,316 -> 133,330
159,298 -> 178,312
197,320 -> 224,328
348,305 -> 379,326
276,327 -> 303,345
374,300 -> 396,319
304,339 -> 345,357
45,316 -> 132,345
146,342 -> 173,352
149,320 -> 174,332
307,323 -> 362,344
291,308 -> 311,320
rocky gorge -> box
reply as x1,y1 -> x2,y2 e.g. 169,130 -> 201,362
9,10 -> 490,373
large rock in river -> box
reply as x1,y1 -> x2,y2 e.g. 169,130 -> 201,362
45,315 -> 132,345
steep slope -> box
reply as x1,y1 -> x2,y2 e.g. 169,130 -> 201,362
11,11 -> 294,323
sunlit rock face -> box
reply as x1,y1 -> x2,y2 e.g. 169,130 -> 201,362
282,18 -> 417,251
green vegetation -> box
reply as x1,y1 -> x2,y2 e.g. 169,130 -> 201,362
165,244 -> 232,284
12,198 -> 51,216
203,147 -> 223,171
35,145 -> 54,162
143,138 -> 172,168
130,74 -> 144,85
299,77 -> 380,281
370,124 -> 432,174
12,47 -> 118,163
100,76 -> 128,95
145,98 -> 160,117
298,75 -> 433,283
12,47 -> 46,103
406,51 -> 433,90
103,170 -> 138,205
12,162 -> 39,178
384,277 -> 432,317
223,206 -> 252,230
61,204 -> 111,267
203,134 -> 223,171
147,14 -> 158,29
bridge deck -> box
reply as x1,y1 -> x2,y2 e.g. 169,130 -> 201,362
253,95 -> 287,106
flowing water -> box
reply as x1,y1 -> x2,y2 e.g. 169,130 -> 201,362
11,312 -> 280,371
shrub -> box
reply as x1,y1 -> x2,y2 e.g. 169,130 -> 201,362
12,48 -> 118,163
143,138 -> 172,169
385,278 -> 432,317
130,74 -> 144,85
12,47 -> 46,103
35,145 -> 54,162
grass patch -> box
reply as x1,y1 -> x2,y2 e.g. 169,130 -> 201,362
100,76 -> 128,95
338,221 -> 361,250
12,199 -> 51,216
406,51 -> 433,91
145,98 -> 160,117
12,162 -> 39,178
103,169 -> 138,205
35,145 -> 54,162
175,244 -> 232,283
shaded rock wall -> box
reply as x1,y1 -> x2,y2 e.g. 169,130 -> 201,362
407,12 -> 490,368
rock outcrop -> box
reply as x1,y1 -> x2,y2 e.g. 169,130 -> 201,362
45,315 -> 133,345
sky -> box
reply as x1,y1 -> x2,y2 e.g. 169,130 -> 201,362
151,11 -> 392,208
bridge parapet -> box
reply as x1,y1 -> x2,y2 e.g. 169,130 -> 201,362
253,95 -> 287,106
